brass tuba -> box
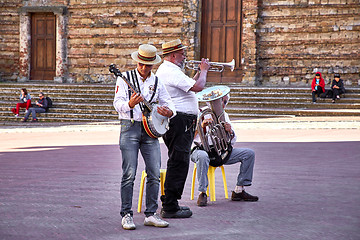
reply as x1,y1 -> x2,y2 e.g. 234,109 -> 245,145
196,86 -> 232,161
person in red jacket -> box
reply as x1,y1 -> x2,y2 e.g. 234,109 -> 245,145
311,72 -> 325,103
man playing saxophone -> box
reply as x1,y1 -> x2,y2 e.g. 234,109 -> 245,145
190,93 -> 259,206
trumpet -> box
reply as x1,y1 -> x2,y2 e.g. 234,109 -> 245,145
185,59 -> 235,72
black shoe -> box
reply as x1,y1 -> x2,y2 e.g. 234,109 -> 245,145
160,195 -> 190,211
179,206 -> 190,211
160,208 -> 192,218
231,191 -> 259,202
197,192 -> 207,207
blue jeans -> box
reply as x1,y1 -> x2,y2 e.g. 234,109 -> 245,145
24,107 -> 46,120
190,147 -> 255,192
119,120 -> 161,217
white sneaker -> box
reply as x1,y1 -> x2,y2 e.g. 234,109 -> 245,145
14,114 -> 19,117
121,213 -> 136,230
25,110 -> 28,114
144,213 -> 169,228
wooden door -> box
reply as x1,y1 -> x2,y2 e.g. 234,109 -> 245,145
200,0 -> 242,83
31,13 -> 56,80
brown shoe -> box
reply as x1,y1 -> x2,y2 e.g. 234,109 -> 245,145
197,192 -> 207,206
231,191 -> 258,202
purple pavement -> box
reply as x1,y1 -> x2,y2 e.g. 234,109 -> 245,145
0,141 -> 359,240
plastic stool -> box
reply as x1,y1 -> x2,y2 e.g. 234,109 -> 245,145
191,163 -> 228,201
137,169 -> 166,213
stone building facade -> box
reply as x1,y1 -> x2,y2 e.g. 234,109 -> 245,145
0,0 -> 359,86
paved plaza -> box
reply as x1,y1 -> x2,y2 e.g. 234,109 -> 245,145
0,117 -> 360,240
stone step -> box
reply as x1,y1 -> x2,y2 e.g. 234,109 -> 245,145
0,96 -> 113,104
0,88 -> 114,95
0,100 -> 111,107
0,82 -> 114,90
0,91 -> 114,99
228,101 -> 360,109
3,90 -> 360,101
0,106 -> 118,115
1,82 -> 360,122
229,96 -> 360,103
230,92 -> 360,98
226,107 -> 360,116
3,101 -> 358,117
0,115 -> 118,123
3,92 -> 360,104
0,110 -> 119,120
2,82 -> 360,93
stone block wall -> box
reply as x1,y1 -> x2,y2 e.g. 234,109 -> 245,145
66,0 -> 199,83
0,0 -> 22,81
0,0 -> 359,86
256,0 -> 360,86
242,0 -> 260,85
0,0 -> 200,83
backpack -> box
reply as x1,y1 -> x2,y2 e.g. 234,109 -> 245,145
45,96 -> 53,109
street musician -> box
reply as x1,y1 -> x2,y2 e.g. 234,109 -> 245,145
190,89 -> 259,207
113,44 -> 175,230
156,39 -> 210,218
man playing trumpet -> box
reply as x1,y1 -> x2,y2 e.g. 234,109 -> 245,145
156,39 -> 210,218
190,93 -> 259,206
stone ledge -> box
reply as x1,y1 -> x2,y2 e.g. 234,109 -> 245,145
19,6 -> 67,15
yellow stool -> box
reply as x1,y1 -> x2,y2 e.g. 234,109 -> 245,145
191,163 -> 228,202
137,169 -> 166,213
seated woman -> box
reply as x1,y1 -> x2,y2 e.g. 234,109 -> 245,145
331,73 -> 345,103
311,72 -> 325,103
11,88 -> 32,117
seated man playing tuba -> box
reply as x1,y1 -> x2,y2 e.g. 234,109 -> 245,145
190,93 -> 259,206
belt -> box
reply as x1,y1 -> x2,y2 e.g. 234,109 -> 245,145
177,112 -> 197,118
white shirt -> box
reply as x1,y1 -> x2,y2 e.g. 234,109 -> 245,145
194,111 -> 237,146
156,60 -> 199,115
113,69 -> 176,121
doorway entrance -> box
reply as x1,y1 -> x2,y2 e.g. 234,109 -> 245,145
200,0 -> 243,83
30,13 -> 56,80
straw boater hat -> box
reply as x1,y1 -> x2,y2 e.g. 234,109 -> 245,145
162,39 -> 188,55
131,44 -> 161,65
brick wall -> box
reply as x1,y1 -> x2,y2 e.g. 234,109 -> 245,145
67,0 -> 198,83
242,0 -> 260,85
0,0 -> 359,86
256,0 -> 360,86
0,0 -> 22,81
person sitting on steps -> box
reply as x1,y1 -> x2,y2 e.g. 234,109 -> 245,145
311,72 -> 325,103
331,73 -> 345,103
11,88 -> 32,117
21,92 -> 48,122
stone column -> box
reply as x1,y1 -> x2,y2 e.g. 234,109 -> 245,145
18,12 -> 31,82
241,0 -> 259,85
54,13 -> 67,83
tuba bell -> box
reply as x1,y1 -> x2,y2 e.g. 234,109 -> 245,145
195,86 -> 232,164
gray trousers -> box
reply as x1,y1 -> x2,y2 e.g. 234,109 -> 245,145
24,107 -> 46,120
190,147 -> 255,192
